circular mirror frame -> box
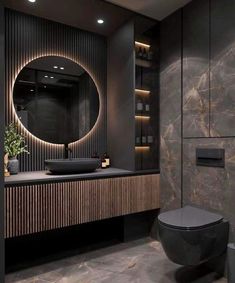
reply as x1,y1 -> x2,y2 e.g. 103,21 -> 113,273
11,55 -> 102,146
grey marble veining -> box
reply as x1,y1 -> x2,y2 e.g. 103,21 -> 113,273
182,0 -> 210,138
5,238 -> 227,283
183,57 -> 210,138
183,138 -> 235,240
210,44 -> 235,137
160,60 -> 182,211
160,0 -> 235,244
160,10 -> 182,211
210,0 -> 235,137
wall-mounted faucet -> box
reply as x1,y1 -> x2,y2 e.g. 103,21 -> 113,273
64,143 -> 72,159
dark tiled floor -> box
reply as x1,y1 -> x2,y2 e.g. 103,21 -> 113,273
5,238 -> 227,283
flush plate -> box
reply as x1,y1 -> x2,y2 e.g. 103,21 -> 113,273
196,148 -> 225,168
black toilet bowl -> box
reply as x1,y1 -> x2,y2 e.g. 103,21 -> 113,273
158,206 -> 229,266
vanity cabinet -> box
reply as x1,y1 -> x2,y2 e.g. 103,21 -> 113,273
5,173 -> 160,238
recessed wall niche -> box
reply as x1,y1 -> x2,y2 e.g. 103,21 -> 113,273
5,9 -> 107,172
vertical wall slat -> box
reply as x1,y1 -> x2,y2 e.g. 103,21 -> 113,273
5,9 -> 107,172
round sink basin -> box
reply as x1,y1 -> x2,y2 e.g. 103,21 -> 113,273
45,158 -> 100,174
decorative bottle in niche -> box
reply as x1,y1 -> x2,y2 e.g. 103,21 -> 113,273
142,48 -> 148,60
147,126 -> 154,145
136,136 -> 141,145
147,135 -> 154,145
136,99 -> 143,113
140,124 -> 147,146
135,121 -> 142,146
142,130 -> 147,145
137,47 -> 143,58
145,103 -> 150,113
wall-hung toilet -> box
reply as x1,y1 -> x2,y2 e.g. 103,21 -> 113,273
158,206 -> 229,266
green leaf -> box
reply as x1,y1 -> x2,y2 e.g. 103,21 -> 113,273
4,123 -> 30,158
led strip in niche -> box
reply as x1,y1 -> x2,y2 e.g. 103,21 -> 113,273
135,115 -> 150,120
135,41 -> 151,49
135,88 -> 150,95
10,54 -> 103,147
135,146 -> 150,150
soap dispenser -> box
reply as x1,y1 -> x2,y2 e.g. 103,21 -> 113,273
104,153 -> 110,168
101,157 -> 107,169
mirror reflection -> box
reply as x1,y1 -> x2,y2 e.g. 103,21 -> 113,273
13,56 -> 100,144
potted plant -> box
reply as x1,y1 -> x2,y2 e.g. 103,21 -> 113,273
4,123 -> 29,175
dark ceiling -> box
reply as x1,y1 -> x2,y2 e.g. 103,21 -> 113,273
2,0 -> 135,36
107,0 -> 192,21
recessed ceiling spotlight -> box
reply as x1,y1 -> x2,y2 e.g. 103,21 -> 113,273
97,19 -> 104,24
60,67 -> 64,70
28,0 -> 36,3
53,66 -> 58,69
50,76 -> 54,79
44,75 -> 48,78
30,89 -> 34,92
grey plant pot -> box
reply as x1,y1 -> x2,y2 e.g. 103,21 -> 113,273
8,157 -> 19,175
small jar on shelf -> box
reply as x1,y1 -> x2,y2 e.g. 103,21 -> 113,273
147,126 -> 154,145
135,136 -> 141,146
147,135 -> 154,145
145,102 -> 150,113
136,98 -> 143,114
136,47 -> 143,59
142,48 -> 148,60
142,135 -> 147,146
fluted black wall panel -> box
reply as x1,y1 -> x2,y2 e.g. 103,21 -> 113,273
5,9 -> 107,171
0,3 -> 5,281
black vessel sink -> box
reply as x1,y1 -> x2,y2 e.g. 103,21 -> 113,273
45,158 -> 100,174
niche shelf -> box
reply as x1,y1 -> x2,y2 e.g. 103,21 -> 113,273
107,16 -> 159,172
135,146 -> 150,151
135,88 -> 150,95
134,22 -> 159,171
135,115 -> 151,119
135,41 -> 151,48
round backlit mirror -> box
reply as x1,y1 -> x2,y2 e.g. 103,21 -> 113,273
13,56 -> 100,144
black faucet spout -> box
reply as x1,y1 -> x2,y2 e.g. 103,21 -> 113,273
64,143 -> 72,159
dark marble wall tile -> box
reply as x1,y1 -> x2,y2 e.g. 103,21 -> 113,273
182,0 -> 235,240
160,139 -> 182,210
210,0 -> 235,137
183,0 -> 210,138
183,138 -> 235,239
160,0 -> 235,231
160,62 -> 182,142
160,11 -> 182,210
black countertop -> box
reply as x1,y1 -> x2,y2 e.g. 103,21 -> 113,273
5,167 -> 160,186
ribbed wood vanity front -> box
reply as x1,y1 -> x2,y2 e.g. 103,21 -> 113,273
5,174 -> 160,238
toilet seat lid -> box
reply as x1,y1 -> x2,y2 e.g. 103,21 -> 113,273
158,206 -> 223,230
